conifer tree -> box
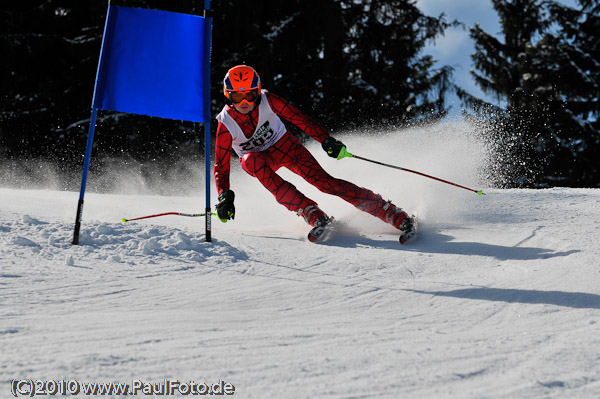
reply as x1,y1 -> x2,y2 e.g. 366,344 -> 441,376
458,0 -> 550,187
459,0 -> 600,187
213,0 -> 457,131
537,0 -> 600,186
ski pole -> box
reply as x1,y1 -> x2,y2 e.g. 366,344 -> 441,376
122,212 -> 216,223
338,148 -> 485,196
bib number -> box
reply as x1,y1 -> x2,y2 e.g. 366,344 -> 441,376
240,121 -> 275,152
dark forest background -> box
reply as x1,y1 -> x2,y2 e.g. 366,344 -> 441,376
1,0 -> 599,189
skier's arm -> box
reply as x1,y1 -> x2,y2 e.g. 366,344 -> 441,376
266,91 -> 329,143
214,122 -> 233,195
266,91 -> 346,158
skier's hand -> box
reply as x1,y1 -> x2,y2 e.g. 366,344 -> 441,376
216,190 -> 235,222
322,137 -> 346,159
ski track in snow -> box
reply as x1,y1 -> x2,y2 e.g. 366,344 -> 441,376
2,124 -> 600,398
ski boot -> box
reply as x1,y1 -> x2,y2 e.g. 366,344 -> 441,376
399,214 -> 418,244
308,216 -> 335,243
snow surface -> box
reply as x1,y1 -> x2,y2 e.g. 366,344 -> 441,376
2,122 -> 600,398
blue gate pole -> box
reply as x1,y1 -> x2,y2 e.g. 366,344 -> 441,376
72,108 -> 99,245
204,0 -> 213,242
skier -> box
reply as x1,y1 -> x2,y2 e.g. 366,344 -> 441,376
214,65 -> 415,242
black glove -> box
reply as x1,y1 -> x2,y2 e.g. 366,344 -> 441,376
216,190 -> 235,222
322,137 -> 346,159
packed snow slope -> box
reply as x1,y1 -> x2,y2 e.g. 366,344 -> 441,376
1,122 -> 599,398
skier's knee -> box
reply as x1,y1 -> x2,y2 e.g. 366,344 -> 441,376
240,152 -> 265,176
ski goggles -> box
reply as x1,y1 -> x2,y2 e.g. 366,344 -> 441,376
228,89 -> 259,105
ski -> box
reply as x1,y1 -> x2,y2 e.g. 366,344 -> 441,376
307,217 -> 335,243
306,215 -> 418,244
399,214 -> 419,245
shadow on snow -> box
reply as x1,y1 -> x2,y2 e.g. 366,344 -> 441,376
408,287 -> 600,309
315,229 -> 579,261
411,231 -> 580,261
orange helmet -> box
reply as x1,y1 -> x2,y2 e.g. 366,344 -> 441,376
223,65 -> 262,105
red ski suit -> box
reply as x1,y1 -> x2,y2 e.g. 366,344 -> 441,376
214,91 -> 396,226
